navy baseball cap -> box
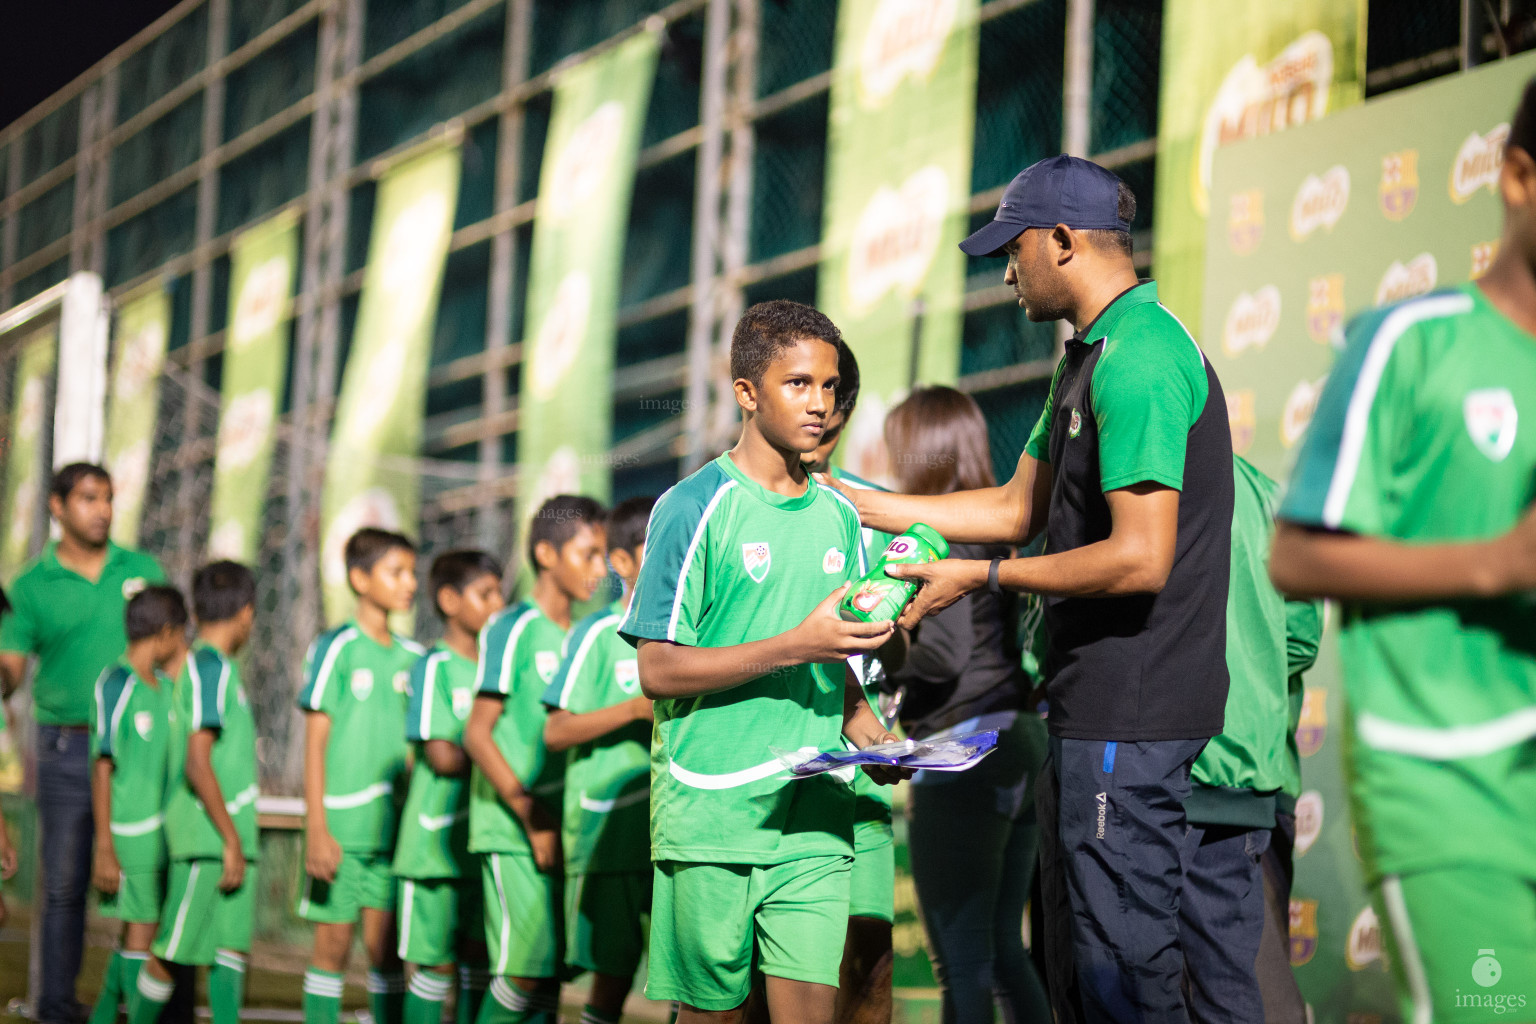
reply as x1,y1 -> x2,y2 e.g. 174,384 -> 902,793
959,155 -> 1130,257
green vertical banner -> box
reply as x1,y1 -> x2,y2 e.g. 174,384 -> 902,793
320,142 -> 461,624
515,29 -> 660,562
106,285 -> 170,547
1,328 -> 57,580
819,0 -> 979,483
1201,53 -> 1535,1024
1152,0 -> 1366,332
208,210 -> 299,564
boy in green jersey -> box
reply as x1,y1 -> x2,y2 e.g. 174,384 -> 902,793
122,562 -> 262,1024
464,495 -> 609,1024
1270,79 -> 1536,1024
540,496 -> 656,1024
88,587 -> 190,1024
396,550 -> 506,1024
297,529 -> 425,1024
0,586 -> 15,931
620,301 -> 903,1024
799,342 -> 903,1024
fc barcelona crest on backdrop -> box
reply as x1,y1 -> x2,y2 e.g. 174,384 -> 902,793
743,542 -> 772,583
1227,189 -> 1264,254
1289,899 -> 1319,966
1226,390 -> 1255,456
1305,274 -> 1345,344
1378,149 -> 1418,221
1296,688 -> 1327,757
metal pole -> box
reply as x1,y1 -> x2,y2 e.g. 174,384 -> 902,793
1461,0 -> 1489,69
1059,0 -> 1094,352
683,0 -> 731,475
479,0 -> 533,555
2,133 -> 21,309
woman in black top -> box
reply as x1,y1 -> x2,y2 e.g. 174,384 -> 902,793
881,388 -> 1049,1024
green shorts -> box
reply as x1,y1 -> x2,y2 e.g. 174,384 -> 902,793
398,877 -> 485,968
565,870 -> 651,977
98,867 -> 165,925
483,853 -> 563,978
1375,869 -> 1536,1024
297,851 -> 397,924
647,855 -> 852,1010
152,859 -> 257,964
849,822 -> 894,923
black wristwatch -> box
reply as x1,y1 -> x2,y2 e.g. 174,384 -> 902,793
987,556 -> 1003,595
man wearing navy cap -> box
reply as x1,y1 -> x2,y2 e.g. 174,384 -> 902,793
824,155 -> 1234,1024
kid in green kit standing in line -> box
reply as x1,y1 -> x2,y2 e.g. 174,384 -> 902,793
619,300 -> 904,1024
297,528 -> 425,1024
395,551 -> 507,1024
541,496 -> 657,1024
125,562 -> 263,1024
88,586 -> 190,1024
464,495 -> 609,1024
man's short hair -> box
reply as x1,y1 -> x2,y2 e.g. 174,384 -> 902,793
345,527 -> 416,584
527,495 -> 606,568
730,300 -> 843,387
192,561 -> 257,623
1082,181 -> 1137,258
126,585 -> 189,643
605,496 -> 655,556
429,550 -> 504,619
834,342 -> 861,419
51,463 -> 111,502
1510,75 -> 1536,159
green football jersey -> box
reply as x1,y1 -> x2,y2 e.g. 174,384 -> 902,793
619,453 -> 864,865
467,601 -> 567,856
541,602 -> 650,874
1280,283 -> 1536,881
164,643 -> 260,861
295,622 -> 424,853
91,661 -> 176,872
394,643 -> 479,879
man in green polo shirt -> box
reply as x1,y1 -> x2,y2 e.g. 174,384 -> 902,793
0,462 -> 165,1024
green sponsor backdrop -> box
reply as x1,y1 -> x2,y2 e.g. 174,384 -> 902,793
1153,0 -> 1366,332
1,328 -> 56,581
320,142 -> 461,624
106,285 -> 170,547
819,0 -> 978,485
1203,54 -> 1532,1024
515,29 -> 660,575
209,209 -> 299,564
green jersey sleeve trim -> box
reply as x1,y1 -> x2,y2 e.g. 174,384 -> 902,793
1279,290 -> 1473,531
1024,357 -> 1068,463
619,469 -> 735,647
188,648 -> 229,732
93,667 -> 131,759
296,626 -> 358,712
406,651 -> 450,742
476,606 -> 539,696
545,611 -> 622,710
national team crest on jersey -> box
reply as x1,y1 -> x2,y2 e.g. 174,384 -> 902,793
452,687 -> 472,720
535,650 -> 560,684
134,711 -> 154,741
1464,388 -> 1518,462
1296,688 -> 1327,757
822,547 -> 846,575
615,658 -> 640,695
392,671 -> 409,694
350,669 -> 374,701
1377,149 -> 1418,221
743,542 -> 771,583
1068,408 -> 1083,439
1289,899 -> 1319,966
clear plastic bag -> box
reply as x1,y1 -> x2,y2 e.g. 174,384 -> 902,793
774,728 -> 1000,778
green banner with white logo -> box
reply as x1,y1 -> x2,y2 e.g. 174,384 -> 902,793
1152,0 -> 1366,333
320,142 -> 461,624
2,327 -> 57,581
819,0 -> 979,484
515,28 -> 660,567
208,209 -> 299,564
106,284 -> 170,547
1203,53 -> 1535,1024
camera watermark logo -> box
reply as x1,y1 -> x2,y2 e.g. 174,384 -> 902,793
1456,948 -> 1527,1016
1473,949 -> 1502,988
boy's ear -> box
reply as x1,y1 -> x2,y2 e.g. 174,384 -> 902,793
533,538 -> 558,571
608,547 -> 636,580
347,563 -> 371,596
733,377 -> 758,413
436,585 -> 462,618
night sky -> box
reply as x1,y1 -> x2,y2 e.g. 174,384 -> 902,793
1,0 -> 182,128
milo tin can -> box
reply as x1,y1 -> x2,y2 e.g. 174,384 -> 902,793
839,522 -> 950,623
